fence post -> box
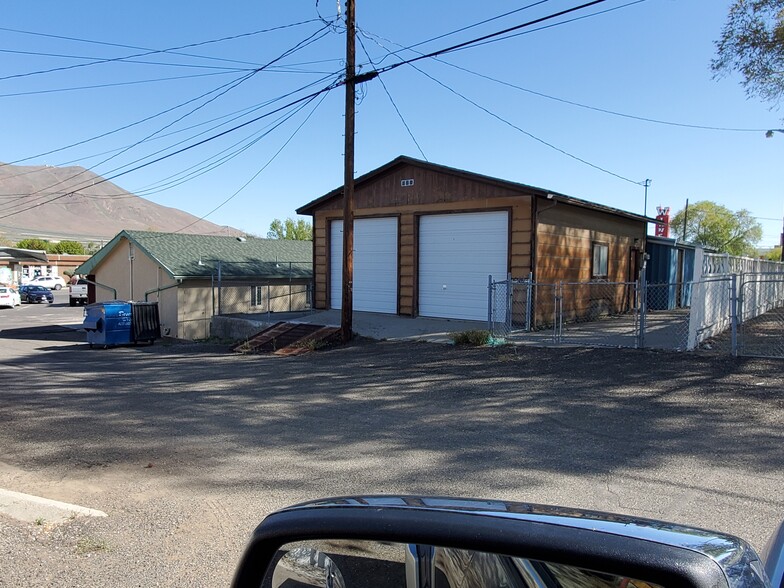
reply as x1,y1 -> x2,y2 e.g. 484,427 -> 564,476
506,273 -> 512,335
638,278 -> 646,349
487,275 -> 494,334
687,248 -> 705,351
217,260 -> 222,316
554,282 -> 562,343
730,273 -> 738,356
525,271 -> 533,332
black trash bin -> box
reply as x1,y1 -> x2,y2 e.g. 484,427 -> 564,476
130,301 -> 161,344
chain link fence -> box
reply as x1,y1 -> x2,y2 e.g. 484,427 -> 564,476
737,273 -> 784,358
488,273 -> 783,356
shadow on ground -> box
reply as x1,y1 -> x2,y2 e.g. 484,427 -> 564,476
1,338 -> 782,504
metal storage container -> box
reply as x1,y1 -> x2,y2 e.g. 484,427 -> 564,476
83,301 -> 133,348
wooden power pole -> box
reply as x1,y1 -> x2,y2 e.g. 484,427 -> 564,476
341,0 -> 356,343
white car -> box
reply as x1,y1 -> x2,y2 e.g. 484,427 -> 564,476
27,275 -> 67,290
0,287 -> 21,308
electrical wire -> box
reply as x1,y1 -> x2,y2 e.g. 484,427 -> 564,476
357,3 -> 773,134
0,70 -> 260,214
172,91 -> 329,233
2,65 -> 342,169
356,33 -> 427,161
0,79 -> 342,221
373,0 -> 553,66
0,19 -> 332,82
0,48 -> 253,72
409,61 -> 642,185
371,0 -> 615,77
1,23 -> 339,214
0,70 -> 238,99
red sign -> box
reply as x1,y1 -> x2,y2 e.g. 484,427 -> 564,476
655,206 -> 670,237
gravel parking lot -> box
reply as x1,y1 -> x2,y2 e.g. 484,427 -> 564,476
1,300 -> 783,586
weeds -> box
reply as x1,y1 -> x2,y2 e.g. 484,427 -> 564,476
451,330 -> 491,346
76,537 -> 110,555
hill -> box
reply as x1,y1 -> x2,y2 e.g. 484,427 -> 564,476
0,163 -> 243,243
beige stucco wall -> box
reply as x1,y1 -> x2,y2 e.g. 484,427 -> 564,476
176,280 -> 214,340
92,237 -> 180,338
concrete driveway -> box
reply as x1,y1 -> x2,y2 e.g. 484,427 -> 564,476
1,299 -> 783,586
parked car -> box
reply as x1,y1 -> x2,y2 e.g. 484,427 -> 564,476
19,284 -> 54,304
27,275 -> 67,290
0,287 -> 22,308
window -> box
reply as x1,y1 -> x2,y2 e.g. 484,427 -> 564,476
592,242 -> 609,279
251,285 -> 267,307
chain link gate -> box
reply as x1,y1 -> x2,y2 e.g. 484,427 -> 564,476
488,275 -> 534,339
737,273 -> 784,358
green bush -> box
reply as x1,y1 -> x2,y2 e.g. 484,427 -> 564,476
451,330 -> 491,346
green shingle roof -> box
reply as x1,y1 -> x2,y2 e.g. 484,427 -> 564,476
76,230 -> 312,280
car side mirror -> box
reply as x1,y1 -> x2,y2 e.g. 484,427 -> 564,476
232,496 -> 774,588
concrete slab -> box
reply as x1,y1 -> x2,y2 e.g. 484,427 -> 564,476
0,488 -> 107,524
292,309 -> 488,344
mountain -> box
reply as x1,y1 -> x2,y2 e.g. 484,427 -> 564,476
0,163 -> 244,243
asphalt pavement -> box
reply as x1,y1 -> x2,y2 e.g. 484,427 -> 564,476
0,293 -> 782,586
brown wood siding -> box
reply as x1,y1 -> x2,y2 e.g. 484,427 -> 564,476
314,196 -> 533,314
309,164 -> 537,313
532,199 -> 645,327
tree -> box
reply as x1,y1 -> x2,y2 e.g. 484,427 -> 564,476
762,245 -> 783,260
15,238 -> 52,251
712,0 -> 784,108
50,241 -> 86,255
669,201 -> 763,256
267,218 -> 313,240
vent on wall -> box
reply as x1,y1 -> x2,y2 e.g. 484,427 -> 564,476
400,179 -> 414,187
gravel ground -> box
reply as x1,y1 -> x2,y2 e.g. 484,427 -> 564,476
0,325 -> 783,586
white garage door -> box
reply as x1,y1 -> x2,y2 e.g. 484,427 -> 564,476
330,217 -> 398,313
419,211 -> 508,321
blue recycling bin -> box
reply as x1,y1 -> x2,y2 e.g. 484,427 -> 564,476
83,301 -> 133,348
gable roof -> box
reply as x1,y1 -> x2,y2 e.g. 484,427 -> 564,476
297,155 -> 657,224
75,230 -> 312,280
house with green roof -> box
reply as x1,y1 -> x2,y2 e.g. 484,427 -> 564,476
75,230 -> 313,339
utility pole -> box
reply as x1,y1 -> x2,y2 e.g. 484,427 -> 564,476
780,215 -> 784,262
682,198 -> 689,242
341,0 -> 356,343
642,179 -> 652,218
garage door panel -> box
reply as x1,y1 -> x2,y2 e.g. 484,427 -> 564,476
330,218 -> 398,313
419,211 -> 508,321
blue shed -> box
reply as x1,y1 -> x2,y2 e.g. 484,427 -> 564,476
646,236 -> 698,310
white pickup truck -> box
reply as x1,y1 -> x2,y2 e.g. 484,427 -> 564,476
69,279 -> 89,307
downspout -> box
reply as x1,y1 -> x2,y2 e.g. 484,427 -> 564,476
144,280 -> 180,302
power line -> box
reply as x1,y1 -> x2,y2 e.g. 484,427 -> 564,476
0,21 -> 322,68
0,19 -> 331,82
411,61 -> 642,185
356,32 -> 427,161
1,22 -> 339,213
357,3 -> 773,134
0,80 -> 342,221
0,70 -> 238,99
0,70 -> 261,215
130,99 -> 318,197
173,92 -> 329,233
373,0 -> 553,67
0,47 -> 253,72
372,0 -> 617,77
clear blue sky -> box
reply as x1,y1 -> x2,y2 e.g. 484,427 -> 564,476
2,0 -> 782,247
